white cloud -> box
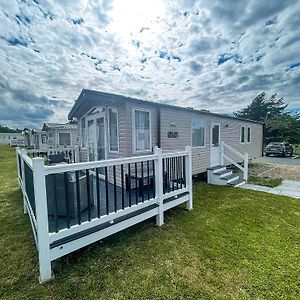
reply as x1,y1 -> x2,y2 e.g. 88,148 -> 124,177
0,0 -> 299,128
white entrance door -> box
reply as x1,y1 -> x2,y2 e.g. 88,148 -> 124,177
86,111 -> 107,162
210,123 -> 221,167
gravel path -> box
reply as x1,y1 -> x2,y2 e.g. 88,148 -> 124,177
249,163 -> 300,181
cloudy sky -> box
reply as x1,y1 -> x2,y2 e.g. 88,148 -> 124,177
0,0 -> 299,129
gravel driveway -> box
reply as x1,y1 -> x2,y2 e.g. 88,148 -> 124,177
252,156 -> 300,166
249,160 -> 300,181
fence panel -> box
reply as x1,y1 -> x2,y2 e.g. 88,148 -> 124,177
16,147 -> 193,283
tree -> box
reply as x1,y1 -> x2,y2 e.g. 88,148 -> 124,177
0,124 -> 22,133
234,92 -> 287,122
234,92 -> 300,145
266,113 -> 300,144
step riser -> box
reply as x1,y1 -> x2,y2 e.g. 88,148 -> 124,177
219,171 -> 232,178
227,176 -> 239,183
207,171 -> 228,185
213,167 -> 226,174
233,181 -> 246,188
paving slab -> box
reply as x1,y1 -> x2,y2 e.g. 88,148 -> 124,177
241,180 -> 300,199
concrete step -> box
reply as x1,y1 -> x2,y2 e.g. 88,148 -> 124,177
207,165 -> 226,170
228,178 -> 246,187
207,165 -> 226,173
214,169 -> 232,177
221,173 -> 239,183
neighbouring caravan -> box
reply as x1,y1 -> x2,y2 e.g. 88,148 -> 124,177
41,122 -> 79,148
0,132 -> 24,146
68,89 -> 263,185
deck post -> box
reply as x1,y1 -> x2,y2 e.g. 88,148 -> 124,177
16,147 -> 21,179
243,153 -> 249,181
154,146 -> 164,226
185,146 -> 193,211
220,142 -> 224,165
32,157 -> 53,283
19,149 -> 28,215
74,145 -> 80,163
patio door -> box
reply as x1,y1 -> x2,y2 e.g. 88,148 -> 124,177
87,111 -> 107,162
210,122 -> 221,167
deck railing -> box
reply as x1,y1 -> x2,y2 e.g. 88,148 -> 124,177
220,142 -> 249,181
16,146 -> 193,283
26,146 -> 78,164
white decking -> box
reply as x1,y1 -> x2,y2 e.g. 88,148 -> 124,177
16,146 -> 193,283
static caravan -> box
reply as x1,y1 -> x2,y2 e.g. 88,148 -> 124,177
41,123 -> 79,148
0,132 -> 24,145
68,89 -> 263,186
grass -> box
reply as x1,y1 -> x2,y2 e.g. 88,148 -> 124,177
0,145 -> 300,299
248,176 -> 283,188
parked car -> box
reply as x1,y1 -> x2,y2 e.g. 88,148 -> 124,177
265,142 -> 293,157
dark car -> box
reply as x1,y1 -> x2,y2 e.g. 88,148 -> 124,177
265,142 -> 293,157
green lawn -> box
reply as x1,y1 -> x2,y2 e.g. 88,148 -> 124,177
248,176 -> 282,188
0,145 -> 300,300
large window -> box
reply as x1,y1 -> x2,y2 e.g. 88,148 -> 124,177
48,133 -> 54,146
81,117 -> 86,147
108,108 -> 119,152
134,110 -> 150,151
247,126 -> 251,143
59,132 -> 71,146
41,134 -> 47,144
240,126 -> 245,143
192,118 -> 205,147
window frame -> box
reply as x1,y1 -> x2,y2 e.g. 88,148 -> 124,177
41,134 -> 47,144
240,126 -> 246,144
81,116 -> 86,148
191,117 -> 205,148
58,132 -> 72,146
132,108 -> 152,153
247,126 -> 251,143
108,107 -> 119,153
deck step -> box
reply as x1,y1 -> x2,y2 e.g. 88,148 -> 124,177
214,169 -> 232,176
228,178 -> 245,187
207,165 -> 226,171
221,174 -> 239,181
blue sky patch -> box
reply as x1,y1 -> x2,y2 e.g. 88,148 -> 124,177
7,38 -> 28,47
72,18 -> 84,25
132,39 -> 140,48
288,62 -> 300,70
218,54 -> 242,65
265,16 -> 278,26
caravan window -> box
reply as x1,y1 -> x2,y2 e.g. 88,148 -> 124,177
134,110 -> 151,152
108,108 -> 119,152
192,118 -> 205,147
59,132 -> 71,146
240,126 -> 245,143
247,127 -> 251,143
41,134 -> 47,144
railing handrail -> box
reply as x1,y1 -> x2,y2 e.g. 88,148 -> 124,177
222,142 -> 245,160
17,149 -> 33,169
26,146 -> 76,153
44,153 -> 158,175
221,141 -> 248,181
162,150 -> 188,158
